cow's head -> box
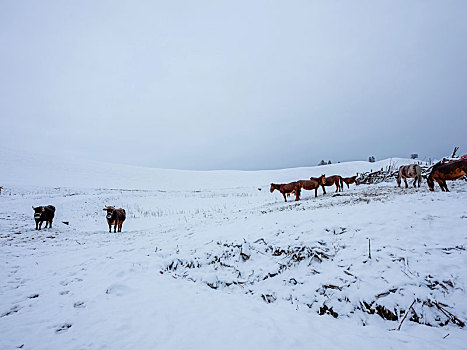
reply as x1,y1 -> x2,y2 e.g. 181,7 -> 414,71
103,206 -> 116,219
32,206 -> 45,219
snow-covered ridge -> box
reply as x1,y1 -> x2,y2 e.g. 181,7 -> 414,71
1,147 -> 416,190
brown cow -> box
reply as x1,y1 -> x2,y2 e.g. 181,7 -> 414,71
427,159 -> 467,192
270,182 -> 301,202
103,206 -> 126,232
342,175 -> 358,189
298,174 -> 326,198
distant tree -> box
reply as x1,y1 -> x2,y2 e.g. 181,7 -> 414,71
328,160 -> 332,164
368,156 -> 375,163
411,153 -> 418,159
319,160 -> 326,166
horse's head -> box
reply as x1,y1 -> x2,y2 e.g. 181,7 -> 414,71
319,174 -> 326,185
354,175 -> 360,185
427,176 -> 435,191
270,183 -> 276,193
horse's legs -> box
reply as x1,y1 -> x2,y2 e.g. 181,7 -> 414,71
436,179 -> 444,191
412,177 -> 417,187
404,178 -> 408,188
397,176 -> 401,187
315,188 -> 318,198
295,187 -> 301,201
442,181 -> 449,192
282,192 -> 287,202
322,185 -> 326,195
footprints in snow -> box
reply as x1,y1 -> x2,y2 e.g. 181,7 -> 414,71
55,323 -> 72,333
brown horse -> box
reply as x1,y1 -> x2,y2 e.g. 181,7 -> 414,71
312,175 -> 342,194
397,164 -> 422,188
427,159 -> 467,192
299,175 -> 326,198
270,182 -> 301,202
342,175 -> 358,189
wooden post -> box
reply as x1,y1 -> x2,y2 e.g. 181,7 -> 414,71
368,239 -> 371,259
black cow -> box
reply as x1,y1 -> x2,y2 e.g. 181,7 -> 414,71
32,205 -> 56,230
103,206 -> 126,232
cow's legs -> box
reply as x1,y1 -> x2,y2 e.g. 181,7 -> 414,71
44,221 -> 48,229
49,219 -> 53,228
38,221 -> 42,230
108,223 -> 112,233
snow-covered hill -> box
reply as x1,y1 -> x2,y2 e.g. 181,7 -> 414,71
1,146 -> 410,190
1,148 -> 465,349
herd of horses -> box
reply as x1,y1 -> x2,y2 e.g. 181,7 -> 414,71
270,174 -> 357,202
28,159 -> 467,231
270,159 -> 467,202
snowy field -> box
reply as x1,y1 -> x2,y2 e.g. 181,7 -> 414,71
1,150 -> 466,349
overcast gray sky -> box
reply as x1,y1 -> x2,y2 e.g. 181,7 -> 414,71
1,1 -> 466,170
